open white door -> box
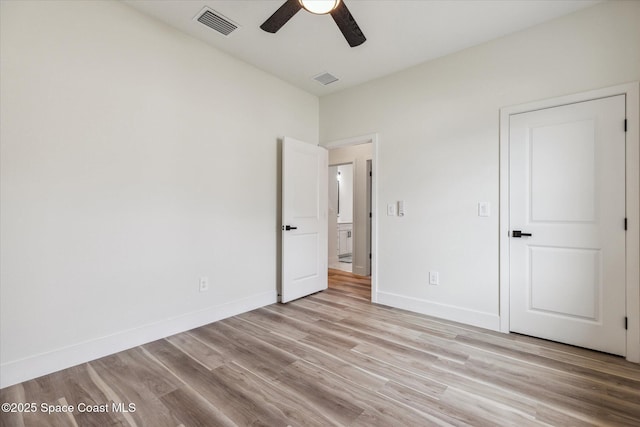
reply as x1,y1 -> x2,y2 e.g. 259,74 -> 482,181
281,137 -> 328,303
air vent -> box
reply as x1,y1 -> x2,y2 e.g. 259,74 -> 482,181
195,8 -> 239,37
313,72 -> 339,86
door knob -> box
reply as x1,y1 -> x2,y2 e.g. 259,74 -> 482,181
283,225 -> 298,231
512,230 -> 532,238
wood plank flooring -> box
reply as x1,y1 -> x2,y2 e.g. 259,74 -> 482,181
2,270 -> 639,426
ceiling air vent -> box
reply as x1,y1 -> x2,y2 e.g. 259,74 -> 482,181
195,7 -> 239,37
313,72 -> 339,86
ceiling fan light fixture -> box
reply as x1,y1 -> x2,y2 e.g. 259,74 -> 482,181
298,0 -> 341,15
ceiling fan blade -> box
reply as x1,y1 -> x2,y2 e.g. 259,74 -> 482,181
260,0 -> 302,33
330,1 -> 366,47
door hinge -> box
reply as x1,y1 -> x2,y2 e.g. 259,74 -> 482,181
625,316 -> 628,330
624,119 -> 627,132
624,218 -> 628,230
369,171 -> 372,177
369,253 -> 372,259
369,212 -> 372,218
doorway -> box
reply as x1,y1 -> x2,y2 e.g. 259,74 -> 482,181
499,83 -> 640,362
323,134 -> 377,301
329,163 -> 354,273
327,143 -> 372,277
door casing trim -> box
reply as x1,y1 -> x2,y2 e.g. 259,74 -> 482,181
499,82 -> 640,362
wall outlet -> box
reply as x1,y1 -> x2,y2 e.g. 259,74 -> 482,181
199,277 -> 209,292
429,271 -> 439,285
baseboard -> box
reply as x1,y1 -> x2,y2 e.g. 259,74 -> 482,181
0,290 -> 277,389
353,264 -> 367,276
376,291 -> 500,331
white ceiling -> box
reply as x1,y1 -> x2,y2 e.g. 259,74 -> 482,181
123,0 -> 601,96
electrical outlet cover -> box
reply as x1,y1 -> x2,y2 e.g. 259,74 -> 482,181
478,202 -> 490,217
429,271 -> 439,285
387,204 -> 396,216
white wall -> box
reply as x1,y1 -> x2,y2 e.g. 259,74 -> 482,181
320,0 -> 640,329
337,164 -> 354,224
0,0 -> 318,387
329,144 -> 373,276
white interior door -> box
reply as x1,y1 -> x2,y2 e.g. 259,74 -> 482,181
509,95 -> 626,355
281,137 -> 328,303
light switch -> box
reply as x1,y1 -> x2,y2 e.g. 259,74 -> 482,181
429,271 -> 439,285
478,202 -> 490,217
387,204 -> 396,216
398,200 -> 405,217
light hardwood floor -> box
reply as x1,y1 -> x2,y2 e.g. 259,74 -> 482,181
1,269 -> 639,426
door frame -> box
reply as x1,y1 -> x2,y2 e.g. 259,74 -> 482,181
323,133 -> 379,302
499,82 -> 640,362
366,159 -> 373,276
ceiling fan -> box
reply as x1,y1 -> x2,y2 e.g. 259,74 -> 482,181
260,0 -> 366,47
